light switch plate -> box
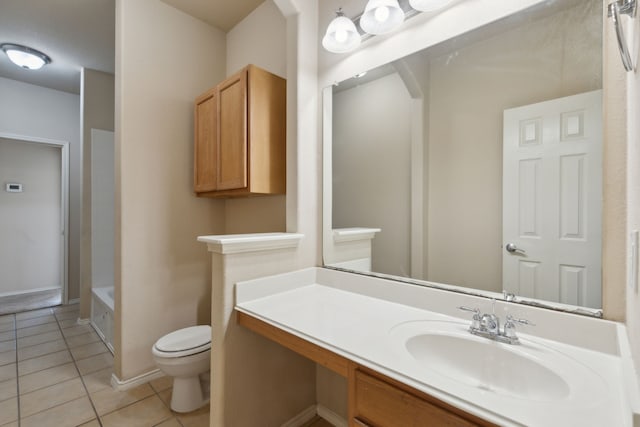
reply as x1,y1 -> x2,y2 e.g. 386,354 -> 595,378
5,183 -> 22,192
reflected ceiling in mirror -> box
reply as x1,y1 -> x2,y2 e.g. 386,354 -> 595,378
324,0 -> 603,315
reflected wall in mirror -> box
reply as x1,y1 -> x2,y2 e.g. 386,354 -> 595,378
325,0 -> 603,312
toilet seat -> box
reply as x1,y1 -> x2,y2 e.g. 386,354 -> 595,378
153,325 -> 211,358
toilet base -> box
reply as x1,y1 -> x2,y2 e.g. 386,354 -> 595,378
170,375 -> 209,413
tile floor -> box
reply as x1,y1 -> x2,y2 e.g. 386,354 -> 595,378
0,304 -> 209,427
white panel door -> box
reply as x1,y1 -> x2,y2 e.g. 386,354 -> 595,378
502,90 -> 602,308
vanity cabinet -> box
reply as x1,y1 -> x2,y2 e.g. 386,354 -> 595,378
194,64 -> 286,197
350,367 -> 489,427
237,312 -> 496,427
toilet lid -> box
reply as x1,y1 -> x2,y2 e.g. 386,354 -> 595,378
154,325 -> 211,354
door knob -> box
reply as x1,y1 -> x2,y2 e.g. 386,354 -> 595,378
505,243 -> 526,254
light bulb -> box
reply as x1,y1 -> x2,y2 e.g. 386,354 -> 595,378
360,0 -> 404,35
1,44 -> 51,70
335,29 -> 348,43
374,6 -> 390,22
6,50 -> 45,69
322,12 -> 361,53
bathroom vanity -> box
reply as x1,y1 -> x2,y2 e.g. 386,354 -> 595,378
239,311 -> 494,426
235,267 -> 640,426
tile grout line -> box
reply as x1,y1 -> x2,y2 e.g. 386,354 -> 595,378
151,383 -> 184,427
11,309 -> 104,423
13,313 -> 21,427
52,308 -> 105,427
9,305 -> 185,427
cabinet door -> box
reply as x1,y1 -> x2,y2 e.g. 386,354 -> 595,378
217,70 -> 248,190
194,89 -> 217,192
353,370 -> 483,427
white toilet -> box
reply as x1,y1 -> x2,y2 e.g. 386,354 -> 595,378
152,325 -> 211,413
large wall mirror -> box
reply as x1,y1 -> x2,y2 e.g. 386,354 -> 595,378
323,0 -> 603,316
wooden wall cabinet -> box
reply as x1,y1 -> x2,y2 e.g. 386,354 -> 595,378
194,64 -> 286,197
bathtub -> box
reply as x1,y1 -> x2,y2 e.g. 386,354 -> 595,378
91,286 -> 114,354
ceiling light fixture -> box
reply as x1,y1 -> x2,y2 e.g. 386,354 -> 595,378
409,0 -> 454,12
360,0 -> 405,35
322,9 -> 361,53
1,43 -> 51,70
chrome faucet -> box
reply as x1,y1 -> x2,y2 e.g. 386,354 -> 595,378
503,290 -> 516,302
458,305 -> 534,345
480,312 -> 500,335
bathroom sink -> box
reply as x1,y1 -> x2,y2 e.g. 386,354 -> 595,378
405,331 -> 569,400
390,321 -> 606,403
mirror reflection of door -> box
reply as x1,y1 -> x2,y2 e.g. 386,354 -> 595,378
325,0 -> 604,311
502,91 -> 602,308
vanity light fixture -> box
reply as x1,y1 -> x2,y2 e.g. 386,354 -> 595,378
360,0 -> 405,35
323,0 -> 454,54
322,9 -> 361,53
409,0 -> 454,12
1,43 -> 51,70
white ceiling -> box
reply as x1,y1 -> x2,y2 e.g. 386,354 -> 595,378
0,0 -> 115,94
0,0 -> 264,95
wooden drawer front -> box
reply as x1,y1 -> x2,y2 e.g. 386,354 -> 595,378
353,370 -> 480,427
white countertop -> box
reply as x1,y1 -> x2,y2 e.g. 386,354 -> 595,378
235,268 -> 640,427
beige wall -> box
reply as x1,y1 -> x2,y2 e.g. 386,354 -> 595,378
0,77 -> 81,303
224,0 -> 287,235
209,247 -> 316,426
80,69 -> 115,318
426,0 -> 601,291
602,1 -> 628,323
0,139 -> 61,295
226,0 -> 287,78
115,0 -> 226,380
332,72 -> 413,277
624,7 -> 640,381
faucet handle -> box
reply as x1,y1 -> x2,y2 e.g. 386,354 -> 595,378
458,306 -> 481,329
504,315 -> 534,341
458,306 -> 480,314
503,290 -> 516,302
506,315 -> 535,327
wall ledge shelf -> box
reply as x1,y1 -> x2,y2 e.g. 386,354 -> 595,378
332,227 -> 381,243
197,232 -> 304,254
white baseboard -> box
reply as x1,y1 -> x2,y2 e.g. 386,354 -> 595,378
90,321 -> 106,341
76,318 -> 90,325
0,286 -> 60,298
111,369 -> 164,391
67,298 -> 80,305
317,405 -> 348,427
281,404 -> 317,427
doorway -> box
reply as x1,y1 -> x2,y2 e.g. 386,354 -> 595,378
0,134 -> 69,314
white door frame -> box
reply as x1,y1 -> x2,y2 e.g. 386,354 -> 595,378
0,132 -> 70,304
